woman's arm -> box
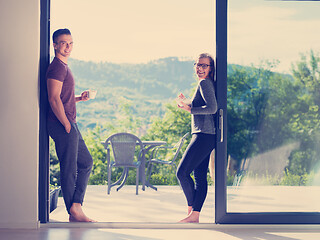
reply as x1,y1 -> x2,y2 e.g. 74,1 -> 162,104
190,79 -> 217,115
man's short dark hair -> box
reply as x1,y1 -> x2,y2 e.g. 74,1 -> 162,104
52,28 -> 71,43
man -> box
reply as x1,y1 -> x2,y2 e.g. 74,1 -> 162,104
46,28 -> 95,222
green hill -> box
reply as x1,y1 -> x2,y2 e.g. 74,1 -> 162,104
68,57 -> 197,131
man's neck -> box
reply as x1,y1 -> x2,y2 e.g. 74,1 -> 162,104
56,55 -> 68,64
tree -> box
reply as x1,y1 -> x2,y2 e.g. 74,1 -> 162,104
85,100 -> 146,184
288,50 -> 320,175
144,102 -> 191,143
49,138 -> 60,186
226,50 -> 320,181
143,101 -> 192,184
227,61 -> 300,173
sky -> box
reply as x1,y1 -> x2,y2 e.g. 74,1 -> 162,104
51,0 -> 320,73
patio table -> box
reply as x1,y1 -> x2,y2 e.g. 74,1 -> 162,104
102,140 -> 166,192
140,141 -> 166,191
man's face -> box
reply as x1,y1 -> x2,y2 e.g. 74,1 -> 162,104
53,34 -> 73,58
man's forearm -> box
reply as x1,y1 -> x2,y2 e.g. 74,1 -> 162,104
75,95 -> 82,103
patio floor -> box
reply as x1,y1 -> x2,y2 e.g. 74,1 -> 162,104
50,185 -> 215,223
1,185 -> 318,240
50,185 -> 320,223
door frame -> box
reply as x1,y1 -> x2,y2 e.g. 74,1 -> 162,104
39,0 -> 50,223
214,0 -> 228,224
39,0 -> 320,224
214,0 -> 320,224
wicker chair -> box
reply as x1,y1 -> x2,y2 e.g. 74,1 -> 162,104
103,132 -> 145,195
146,133 -> 189,190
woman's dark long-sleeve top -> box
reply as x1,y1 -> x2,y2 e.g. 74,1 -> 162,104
190,78 -> 218,135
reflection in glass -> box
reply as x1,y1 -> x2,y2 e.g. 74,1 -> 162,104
227,0 -> 320,213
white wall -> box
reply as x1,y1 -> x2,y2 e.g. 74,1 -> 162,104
0,0 -> 40,229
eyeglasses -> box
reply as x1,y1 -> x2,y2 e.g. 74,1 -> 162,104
194,63 -> 211,69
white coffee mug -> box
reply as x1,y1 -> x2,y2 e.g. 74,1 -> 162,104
88,89 -> 97,99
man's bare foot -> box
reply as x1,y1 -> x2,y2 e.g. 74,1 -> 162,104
69,203 -> 96,222
178,211 -> 200,223
69,215 -> 96,222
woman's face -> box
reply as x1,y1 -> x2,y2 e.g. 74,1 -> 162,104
195,57 -> 211,80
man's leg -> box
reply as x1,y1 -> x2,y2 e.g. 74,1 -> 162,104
69,123 -> 95,222
47,120 -> 79,214
73,124 -> 93,205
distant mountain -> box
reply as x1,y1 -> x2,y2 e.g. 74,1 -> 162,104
69,57 -> 197,99
68,57 -> 197,130
64,57 -> 290,132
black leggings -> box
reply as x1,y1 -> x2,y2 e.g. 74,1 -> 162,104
176,133 -> 215,212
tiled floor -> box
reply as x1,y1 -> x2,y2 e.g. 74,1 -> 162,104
1,225 -> 320,240
49,185 -> 215,223
50,185 -> 320,223
2,185 -> 320,240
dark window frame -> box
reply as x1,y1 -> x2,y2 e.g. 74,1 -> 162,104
214,0 -> 320,224
39,0 -> 50,223
39,0 -> 320,224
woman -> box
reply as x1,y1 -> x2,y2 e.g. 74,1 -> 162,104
176,53 -> 217,223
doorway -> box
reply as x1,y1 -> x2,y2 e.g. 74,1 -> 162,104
39,0 -> 218,223
41,0 -> 320,225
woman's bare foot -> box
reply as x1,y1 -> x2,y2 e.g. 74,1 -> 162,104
178,211 -> 200,223
69,203 -> 96,222
187,206 -> 193,215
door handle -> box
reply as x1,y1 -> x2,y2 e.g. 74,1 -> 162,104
219,109 -> 223,142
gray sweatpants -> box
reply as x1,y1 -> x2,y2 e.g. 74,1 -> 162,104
47,120 -> 93,214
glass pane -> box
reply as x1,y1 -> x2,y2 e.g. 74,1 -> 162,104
227,0 -> 320,213
49,0 -> 216,222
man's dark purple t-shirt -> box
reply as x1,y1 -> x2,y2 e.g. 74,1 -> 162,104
46,57 -> 77,123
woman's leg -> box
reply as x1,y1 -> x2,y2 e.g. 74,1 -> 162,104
176,133 -> 215,222
179,153 -> 212,223
192,153 -> 211,212
176,134 -> 200,208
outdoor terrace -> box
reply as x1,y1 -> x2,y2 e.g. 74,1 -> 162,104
2,186 -> 320,240
50,184 -> 320,223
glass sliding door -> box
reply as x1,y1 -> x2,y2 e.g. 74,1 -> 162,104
216,0 -> 320,223
45,0 -> 216,223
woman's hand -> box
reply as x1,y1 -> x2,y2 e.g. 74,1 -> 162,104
176,93 -> 191,113
178,93 -> 186,101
